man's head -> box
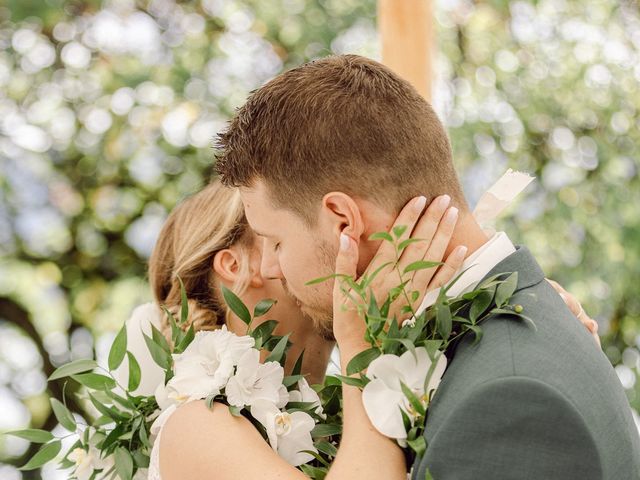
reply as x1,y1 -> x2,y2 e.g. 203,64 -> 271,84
216,54 -> 467,336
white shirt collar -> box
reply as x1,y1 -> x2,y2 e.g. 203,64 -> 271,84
417,232 -> 516,313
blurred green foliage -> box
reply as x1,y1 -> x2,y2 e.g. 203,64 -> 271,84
0,0 -> 638,477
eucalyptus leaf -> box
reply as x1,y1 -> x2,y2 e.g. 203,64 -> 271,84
253,298 -> 276,318
50,398 -> 76,431
71,372 -> 116,390
115,447 -> 134,480
7,429 -> 54,443
221,283 -> 252,325
19,440 -> 61,470
108,323 -> 127,371
345,347 -> 381,376
48,359 -> 97,381
368,231 -> 393,242
495,272 -> 518,307
127,351 -> 141,391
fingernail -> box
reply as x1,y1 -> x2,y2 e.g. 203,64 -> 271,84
414,195 -> 427,213
340,232 -> 350,251
559,292 -> 567,302
456,245 -> 468,259
438,195 -> 451,209
445,206 -> 459,223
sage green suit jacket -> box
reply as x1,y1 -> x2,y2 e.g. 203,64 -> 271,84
411,246 -> 640,480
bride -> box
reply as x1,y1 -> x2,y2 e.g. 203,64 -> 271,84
118,179 -> 599,479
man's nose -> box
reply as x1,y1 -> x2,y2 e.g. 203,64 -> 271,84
260,246 -> 283,280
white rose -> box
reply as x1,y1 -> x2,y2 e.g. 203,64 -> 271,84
225,349 -> 289,409
251,399 -> 317,467
362,347 -> 447,441
158,326 -> 254,407
289,378 -> 326,419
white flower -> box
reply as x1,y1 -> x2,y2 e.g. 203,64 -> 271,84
225,349 -> 289,409
251,399 -> 317,466
362,347 -> 447,442
289,378 -> 326,419
68,444 -> 114,480
156,326 -> 254,408
401,318 -> 416,328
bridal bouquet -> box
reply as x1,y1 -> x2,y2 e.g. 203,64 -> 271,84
7,283 -> 333,479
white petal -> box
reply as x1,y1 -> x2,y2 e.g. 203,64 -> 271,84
399,348 -> 432,391
250,399 -> 280,451
425,351 -> 447,394
362,378 -> 408,439
278,411 -> 316,466
366,354 -> 404,390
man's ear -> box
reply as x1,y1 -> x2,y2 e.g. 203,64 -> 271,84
213,247 -> 264,288
321,192 -> 365,242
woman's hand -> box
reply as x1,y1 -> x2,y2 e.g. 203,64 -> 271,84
547,279 -> 601,348
333,195 -> 467,356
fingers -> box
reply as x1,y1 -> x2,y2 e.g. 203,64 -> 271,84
333,232 -> 358,302
397,195 -> 453,272
547,278 -> 601,348
364,195 -> 428,278
424,245 -> 468,291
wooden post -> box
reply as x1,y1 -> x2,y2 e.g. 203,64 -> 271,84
378,0 -> 434,101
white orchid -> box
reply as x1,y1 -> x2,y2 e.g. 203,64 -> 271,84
68,444 -> 114,480
362,347 -> 447,442
156,326 -> 254,408
289,377 -> 326,419
251,399 -> 317,466
225,348 -> 289,409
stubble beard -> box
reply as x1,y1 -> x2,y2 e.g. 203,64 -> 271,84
281,239 -> 337,341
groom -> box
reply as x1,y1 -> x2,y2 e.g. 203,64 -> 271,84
216,54 -> 640,478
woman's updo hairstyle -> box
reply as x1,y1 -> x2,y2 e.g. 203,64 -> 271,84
148,180 -> 254,335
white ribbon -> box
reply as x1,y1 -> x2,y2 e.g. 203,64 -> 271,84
472,168 -> 535,227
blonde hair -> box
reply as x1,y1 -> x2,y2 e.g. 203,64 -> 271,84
148,180 -> 254,337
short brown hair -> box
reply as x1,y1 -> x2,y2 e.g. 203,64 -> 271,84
215,54 -> 466,223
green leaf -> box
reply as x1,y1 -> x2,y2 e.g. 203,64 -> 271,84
19,440 -> 61,470
407,435 -> 427,457
48,359 -> 97,381
88,393 -> 125,421
468,325 -> 484,345
50,398 -> 76,431
315,440 -> 338,457
177,276 -> 189,325
71,373 -> 116,390
115,447 -> 134,480
368,231 -> 393,242
305,273 -> 341,286
334,374 -> 367,388
495,272 -> 518,307
292,350 -> 305,376
283,374 -> 304,388
108,323 -> 127,371
400,381 -> 426,416
398,237 -> 424,252
221,284 -> 252,325
251,319 -> 278,341
127,351 -> 141,391
470,290 -> 493,323
403,260 -> 442,274
253,298 -> 276,318
174,324 -> 195,354
264,334 -> 290,364
150,322 -> 171,355
142,332 -> 171,370
346,347 -> 381,376
436,302 -> 452,339
228,405 -> 242,417
7,429 -> 54,443
392,225 -> 408,238
311,424 -> 342,438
